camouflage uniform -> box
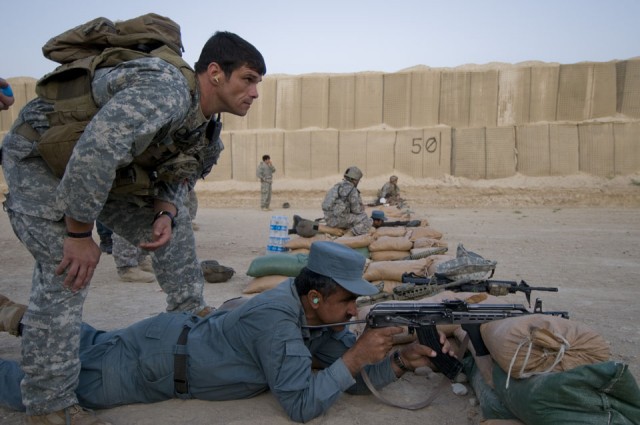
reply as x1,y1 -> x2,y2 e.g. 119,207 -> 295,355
256,161 -> 276,209
321,180 -> 372,235
378,181 -> 401,203
1,57 -> 219,415
112,232 -> 150,269
185,187 -> 199,222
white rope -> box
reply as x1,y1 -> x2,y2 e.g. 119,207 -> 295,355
504,332 -> 571,389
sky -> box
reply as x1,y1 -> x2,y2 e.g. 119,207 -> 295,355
2,0 -> 639,79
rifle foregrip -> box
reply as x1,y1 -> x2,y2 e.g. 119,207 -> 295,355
415,325 -> 463,380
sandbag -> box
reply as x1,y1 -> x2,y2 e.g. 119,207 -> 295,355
288,248 -> 310,255
243,275 -> 289,294
333,234 -> 374,248
284,233 -> 329,250
493,361 -> 640,425
412,237 -> 448,249
370,250 -> 411,261
408,226 -> 443,241
246,253 -> 308,277
368,236 -> 413,252
363,259 -> 428,282
481,315 -> 610,380
372,227 -> 407,238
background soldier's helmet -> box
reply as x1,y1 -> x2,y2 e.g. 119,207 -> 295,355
390,175 -> 398,182
344,166 -> 363,181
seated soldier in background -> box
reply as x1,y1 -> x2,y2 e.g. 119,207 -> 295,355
0,242 -> 453,423
377,175 -> 404,206
322,167 -> 372,235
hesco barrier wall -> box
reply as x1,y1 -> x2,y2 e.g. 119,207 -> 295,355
2,58 -> 639,182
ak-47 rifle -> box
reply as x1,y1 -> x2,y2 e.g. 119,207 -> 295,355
365,299 -> 569,380
400,272 -> 559,307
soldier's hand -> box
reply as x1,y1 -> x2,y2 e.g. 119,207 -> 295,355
56,237 -> 101,292
342,326 -> 403,375
140,216 -> 173,250
398,330 -> 455,372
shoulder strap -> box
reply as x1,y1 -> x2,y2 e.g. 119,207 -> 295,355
360,333 -> 469,410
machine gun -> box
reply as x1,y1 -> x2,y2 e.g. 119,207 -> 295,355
400,272 -> 559,307
365,299 -> 569,380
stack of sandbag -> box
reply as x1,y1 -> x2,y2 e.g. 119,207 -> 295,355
363,257 -> 430,291
284,233 -> 331,254
332,233 -> 375,259
243,253 -> 308,294
368,224 -> 448,261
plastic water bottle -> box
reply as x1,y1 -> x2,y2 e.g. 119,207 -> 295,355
266,215 -> 290,254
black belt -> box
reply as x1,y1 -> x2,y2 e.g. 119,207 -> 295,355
174,325 -> 191,394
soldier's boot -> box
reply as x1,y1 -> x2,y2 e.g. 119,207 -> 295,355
137,256 -> 154,273
0,294 -> 26,336
117,267 -> 155,283
24,404 -> 112,425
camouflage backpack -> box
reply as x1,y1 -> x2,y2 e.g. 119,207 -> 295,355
28,13 -> 197,180
434,244 -> 497,283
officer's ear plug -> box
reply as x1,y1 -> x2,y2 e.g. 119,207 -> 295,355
213,75 -> 219,83
312,298 -> 319,304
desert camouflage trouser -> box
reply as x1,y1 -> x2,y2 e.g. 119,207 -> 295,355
325,212 -> 372,236
185,189 -> 198,221
98,197 -> 205,313
112,232 -> 149,268
4,197 -> 205,414
260,181 -> 272,209
5,210 -> 86,415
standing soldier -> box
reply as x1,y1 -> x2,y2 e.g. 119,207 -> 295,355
1,17 -> 266,424
256,154 -> 276,211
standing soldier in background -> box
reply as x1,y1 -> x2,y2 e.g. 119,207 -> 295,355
256,154 -> 276,211
1,15 -> 266,425
322,166 -> 372,235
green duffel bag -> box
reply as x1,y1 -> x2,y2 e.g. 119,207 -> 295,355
246,253 -> 308,278
492,361 -> 640,425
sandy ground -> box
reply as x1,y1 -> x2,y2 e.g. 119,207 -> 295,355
1,173 -> 639,424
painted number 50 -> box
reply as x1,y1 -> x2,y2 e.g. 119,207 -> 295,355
411,137 -> 438,154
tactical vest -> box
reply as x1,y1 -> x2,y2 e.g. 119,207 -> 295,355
16,14 -> 216,196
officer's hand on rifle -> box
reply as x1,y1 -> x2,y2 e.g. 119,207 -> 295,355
342,326 -> 403,376
393,331 -> 454,376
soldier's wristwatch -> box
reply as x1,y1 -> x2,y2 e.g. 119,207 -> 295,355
392,351 -> 411,372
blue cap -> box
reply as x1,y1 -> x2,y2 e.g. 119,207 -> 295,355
307,241 -> 378,296
371,210 -> 387,221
